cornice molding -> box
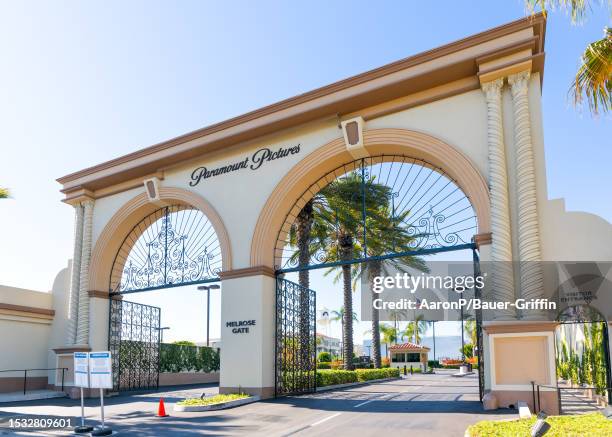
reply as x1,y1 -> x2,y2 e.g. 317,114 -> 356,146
220,266 -> 276,280
57,14 -> 546,197
0,303 -> 55,317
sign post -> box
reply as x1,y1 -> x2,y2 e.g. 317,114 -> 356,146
73,352 -> 93,434
88,352 -> 113,437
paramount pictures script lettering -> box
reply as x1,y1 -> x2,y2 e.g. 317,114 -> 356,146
189,144 -> 301,186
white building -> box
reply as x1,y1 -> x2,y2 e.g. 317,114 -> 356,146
316,333 -> 341,358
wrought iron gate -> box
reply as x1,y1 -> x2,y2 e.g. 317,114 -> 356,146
275,278 -> 316,396
109,299 -> 161,391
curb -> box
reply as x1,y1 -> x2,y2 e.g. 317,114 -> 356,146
174,395 -> 261,412
316,376 -> 400,392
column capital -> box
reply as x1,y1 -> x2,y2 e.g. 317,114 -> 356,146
508,70 -> 530,94
81,198 -> 95,208
481,78 -> 504,100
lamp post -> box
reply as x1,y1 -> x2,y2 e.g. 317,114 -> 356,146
156,327 -> 170,344
460,306 -> 465,361
432,321 -> 436,361
197,284 -> 221,347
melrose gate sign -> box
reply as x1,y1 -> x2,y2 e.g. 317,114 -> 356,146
189,144 -> 301,186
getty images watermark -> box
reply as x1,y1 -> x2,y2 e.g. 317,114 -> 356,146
360,261 -> 612,322
371,272 -> 555,312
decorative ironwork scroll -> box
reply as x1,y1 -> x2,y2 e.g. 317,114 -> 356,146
275,278 -> 316,396
109,205 -> 222,294
275,155 -> 478,270
109,299 -> 161,391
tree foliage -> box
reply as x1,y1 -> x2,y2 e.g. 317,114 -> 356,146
526,0 -> 612,114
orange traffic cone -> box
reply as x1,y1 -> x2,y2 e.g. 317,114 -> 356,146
156,398 -> 169,417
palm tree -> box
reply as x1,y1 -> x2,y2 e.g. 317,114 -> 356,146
527,1 -> 611,114
331,306 -> 358,361
379,323 -> 397,359
336,204 -> 429,368
402,314 -> 431,345
365,322 -> 397,360
288,199 -> 315,367
464,319 -> 477,347
301,172 -> 392,370
358,207 -> 429,367
389,308 -> 408,344
0,188 -> 9,199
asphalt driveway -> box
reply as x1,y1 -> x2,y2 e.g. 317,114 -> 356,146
0,371 -> 516,436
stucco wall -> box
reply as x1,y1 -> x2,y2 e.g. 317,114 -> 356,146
0,285 -> 55,392
87,72 -> 609,275
89,88 -> 498,272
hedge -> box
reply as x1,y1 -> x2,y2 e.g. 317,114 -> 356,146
317,368 -> 399,386
279,368 -> 401,389
317,370 -> 358,386
159,343 -> 220,373
317,362 -> 331,369
355,368 -> 400,381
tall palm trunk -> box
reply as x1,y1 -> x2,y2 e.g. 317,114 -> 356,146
296,200 -> 314,369
339,233 -> 354,370
368,261 -> 382,368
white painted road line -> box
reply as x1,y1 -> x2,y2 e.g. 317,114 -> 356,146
309,412 -> 342,427
353,399 -> 375,408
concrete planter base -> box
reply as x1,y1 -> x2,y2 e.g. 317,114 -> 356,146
174,395 -> 260,412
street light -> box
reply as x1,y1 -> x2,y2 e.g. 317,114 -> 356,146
156,327 -> 170,343
197,284 -> 220,347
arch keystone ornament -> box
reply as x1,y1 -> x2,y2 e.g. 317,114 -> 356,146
341,116 -> 368,159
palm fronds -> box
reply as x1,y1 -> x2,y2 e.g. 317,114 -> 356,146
525,1 -> 612,115
0,187 -> 10,199
572,27 -> 612,114
526,0 -> 590,24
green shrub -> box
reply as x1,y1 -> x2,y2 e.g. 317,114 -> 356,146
284,368 -> 401,388
428,360 -> 440,368
317,362 -> 331,369
159,343 -> 220,373
318,352 -> 331,362
468,412 -> 612,437
355,367 -> 400,381
177,393 -> 249,406
385,368 -> 400,378
281,371 -> 316,390
316,369 -> 358,386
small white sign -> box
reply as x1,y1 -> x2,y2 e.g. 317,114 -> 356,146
73,352 -> 89,388
88,352 -> 113,389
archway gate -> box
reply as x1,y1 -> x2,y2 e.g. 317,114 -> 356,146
273,155 -> 485,399
107,204 -> 222,391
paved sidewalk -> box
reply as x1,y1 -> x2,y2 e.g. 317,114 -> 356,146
0,375 -> 514,436
0,391 -> 67,404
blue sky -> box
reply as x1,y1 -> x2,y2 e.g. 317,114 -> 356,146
0,1 -> 610,342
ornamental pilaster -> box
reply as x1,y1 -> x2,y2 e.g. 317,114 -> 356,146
482,78 -> 516,319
